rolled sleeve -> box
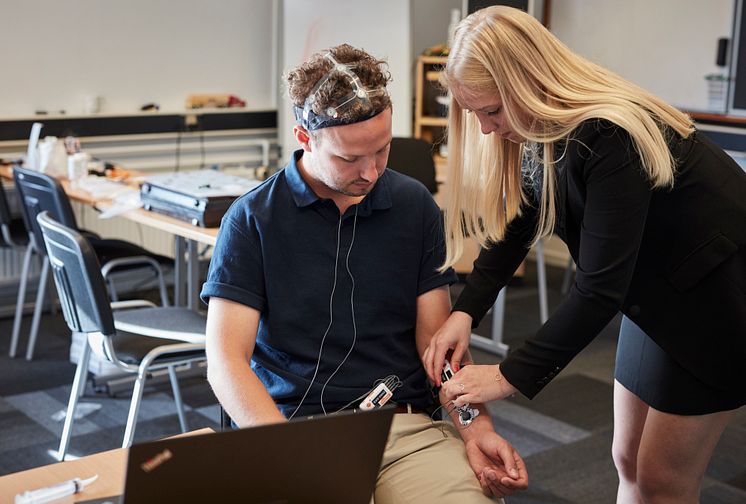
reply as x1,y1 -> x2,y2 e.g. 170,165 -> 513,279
200,213 -> 266,311
417,197 -> 458,295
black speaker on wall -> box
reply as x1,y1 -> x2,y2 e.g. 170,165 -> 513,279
464,0 -> 529,15
717,37 -> 730,67
462,0 -> 546,25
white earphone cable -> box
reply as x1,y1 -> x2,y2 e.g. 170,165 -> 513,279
287,210 -> 345,420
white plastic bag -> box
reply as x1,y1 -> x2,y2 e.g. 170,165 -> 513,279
37,136 -> 68,177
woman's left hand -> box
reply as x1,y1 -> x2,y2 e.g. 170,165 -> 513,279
442,364 -> 518,406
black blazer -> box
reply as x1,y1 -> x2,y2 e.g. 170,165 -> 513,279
454,120 -> 746,399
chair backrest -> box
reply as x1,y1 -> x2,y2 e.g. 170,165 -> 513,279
387,137 -> 438,193
36,211 -> 116,336
13,166 -> 78,255
0,177 -> 13,227
0,177 -> 15,248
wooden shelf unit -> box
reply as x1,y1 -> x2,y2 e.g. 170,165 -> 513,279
414,55 -> 448,145
414,56 -> 474,272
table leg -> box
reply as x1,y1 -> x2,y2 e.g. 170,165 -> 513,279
174,236 -> 186,307
470,287 -> 510,357
187,239 -> 199,311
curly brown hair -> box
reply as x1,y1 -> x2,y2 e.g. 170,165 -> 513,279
285,44 -> 392,125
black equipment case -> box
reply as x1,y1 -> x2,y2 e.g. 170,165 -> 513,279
140,171 -> 261,227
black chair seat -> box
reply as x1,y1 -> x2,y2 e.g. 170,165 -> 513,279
88,236 -> 172,267
5,217 -> 29,247
80,229 -> 171,267
79,229 -> 102,241
111,330 -> 205,366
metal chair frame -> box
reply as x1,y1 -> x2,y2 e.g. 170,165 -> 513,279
36,211 -> 205,459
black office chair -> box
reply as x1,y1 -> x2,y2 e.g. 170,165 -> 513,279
36,211 -> 207,458
12,166 -> 171,360
0,176 -> 29,249
387,137 -> 439,193
1,176 -> 36,356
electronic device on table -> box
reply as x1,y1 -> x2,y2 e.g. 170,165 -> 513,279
140,171 -> 262,227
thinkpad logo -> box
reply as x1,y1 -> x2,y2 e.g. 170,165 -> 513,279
140,449 -> 173,473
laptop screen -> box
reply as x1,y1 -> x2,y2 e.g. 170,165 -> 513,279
81,407 -> 394,504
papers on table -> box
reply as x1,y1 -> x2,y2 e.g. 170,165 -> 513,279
76,176 -> 134,200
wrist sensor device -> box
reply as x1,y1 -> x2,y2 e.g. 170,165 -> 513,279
440,360 -> 480,427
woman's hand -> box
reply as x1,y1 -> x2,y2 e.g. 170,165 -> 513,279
442,364 -> 518,406
422,311 -> 473,387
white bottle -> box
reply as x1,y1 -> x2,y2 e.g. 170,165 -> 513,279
447,8 -> 461,48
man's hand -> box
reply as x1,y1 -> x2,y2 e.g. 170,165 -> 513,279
464,433 -> 528,498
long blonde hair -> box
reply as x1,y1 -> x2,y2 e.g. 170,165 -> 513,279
440,6 -> 693,268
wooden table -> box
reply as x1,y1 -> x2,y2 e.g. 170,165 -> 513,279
0,429 -> 213,502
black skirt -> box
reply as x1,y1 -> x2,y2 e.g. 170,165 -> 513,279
614,316 -> 745,415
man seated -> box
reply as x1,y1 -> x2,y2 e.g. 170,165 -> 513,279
201,43 -> 528,503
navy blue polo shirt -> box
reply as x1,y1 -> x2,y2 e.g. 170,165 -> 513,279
201,150 -> 457,417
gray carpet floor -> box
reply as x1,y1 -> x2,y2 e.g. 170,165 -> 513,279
0,262 -> 744,503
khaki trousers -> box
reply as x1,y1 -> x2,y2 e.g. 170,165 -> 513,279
374,413 -> 505,504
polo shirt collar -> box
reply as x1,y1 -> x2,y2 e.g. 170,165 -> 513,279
285,149 -> 392,213
285,150 -> 318,207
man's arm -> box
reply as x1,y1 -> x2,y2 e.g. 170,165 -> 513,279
416,286 -> 528,497
415,286 -> 496,440
205,297 -> 286,427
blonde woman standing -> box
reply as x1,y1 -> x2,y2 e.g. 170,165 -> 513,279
422,6 -> 746,503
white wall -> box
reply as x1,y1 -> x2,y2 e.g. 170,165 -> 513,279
551,0 -> 733,111
412,0 -> 462,57
0,0 -> 275,116
279,0 -> 412,161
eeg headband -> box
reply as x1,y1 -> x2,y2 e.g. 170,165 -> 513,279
294,52 -> 389,131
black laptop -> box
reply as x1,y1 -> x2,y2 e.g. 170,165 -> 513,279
82,407 -> 394,504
